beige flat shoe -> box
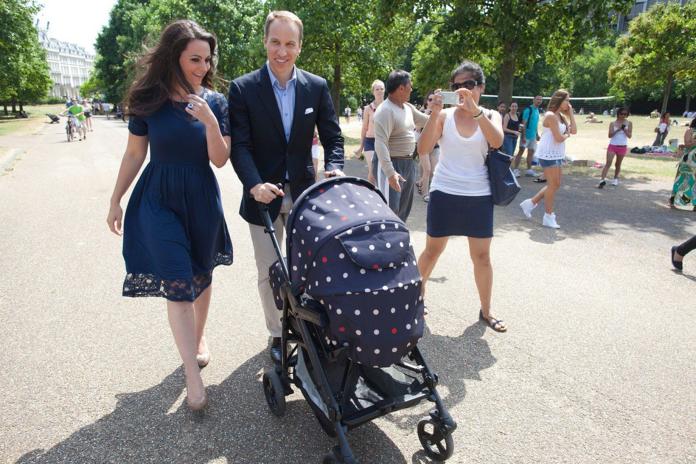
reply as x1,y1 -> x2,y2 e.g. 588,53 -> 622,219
196,351 -> 210,369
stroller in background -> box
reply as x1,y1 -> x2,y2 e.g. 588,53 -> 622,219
46,113 -> 60,124
261,177 -> 456,463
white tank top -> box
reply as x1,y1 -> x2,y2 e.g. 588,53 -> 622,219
537,115 -> 567,160
609,122 -> 628,146
430,108 -> 491,196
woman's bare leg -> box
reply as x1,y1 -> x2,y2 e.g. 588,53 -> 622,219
417,235 -> 449,297
167,300 -> 205,403
468,237 -> 493,315
193,286 -> 211,356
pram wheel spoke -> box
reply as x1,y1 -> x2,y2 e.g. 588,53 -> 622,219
418,418 -> 454,461
262,369 -> 287,417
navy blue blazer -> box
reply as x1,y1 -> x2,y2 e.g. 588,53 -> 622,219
228,65 -> 345,226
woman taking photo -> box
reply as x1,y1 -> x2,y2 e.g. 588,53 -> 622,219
417,61 -> 507,332
106,20 -> 233,412
415,91 -> 440,202
502,101 -> 523,159
519,89 -> 577,229
598,107 -> 632,188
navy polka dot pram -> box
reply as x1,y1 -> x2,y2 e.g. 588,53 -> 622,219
262,177 -> 456,463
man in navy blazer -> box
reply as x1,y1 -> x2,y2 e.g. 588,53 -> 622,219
228,10 -> 344,363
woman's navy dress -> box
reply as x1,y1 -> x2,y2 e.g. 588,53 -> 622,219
122,89 -> 233,302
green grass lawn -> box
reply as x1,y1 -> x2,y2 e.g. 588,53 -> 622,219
0,104 -> 64,137
339,112 -> 688,180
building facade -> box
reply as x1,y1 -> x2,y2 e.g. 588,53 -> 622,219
37,28 -> 95,99
615,0 -> 692,32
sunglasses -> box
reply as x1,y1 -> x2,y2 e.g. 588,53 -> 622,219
450,80 -> 480,91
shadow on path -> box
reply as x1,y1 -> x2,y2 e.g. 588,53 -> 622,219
17,353 -> 406,464
342,158 -> 694,243
383,321 -> 496,434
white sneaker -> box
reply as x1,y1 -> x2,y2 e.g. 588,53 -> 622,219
519,199 -> 536,219
525,169 -> 537,177
513,168 -> 521,178
542,213 -> 560,229
611,178 -> 619,186
597,179 -> 606,189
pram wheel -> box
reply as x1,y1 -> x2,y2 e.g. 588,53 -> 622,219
262,369 -> 286,416
417,418 -> 454,461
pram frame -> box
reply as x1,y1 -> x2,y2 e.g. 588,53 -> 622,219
258,178 -> 457,463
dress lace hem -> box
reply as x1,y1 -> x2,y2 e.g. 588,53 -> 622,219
122,252 -> 233,302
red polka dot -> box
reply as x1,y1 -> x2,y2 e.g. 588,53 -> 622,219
307,250 -> 312,256
391,328 -> 398,334
372,264 -> 380,269
322,257 -> 328,264
339,326 -> 346,332
319,189 -> 325,193
340,216 -> 348,221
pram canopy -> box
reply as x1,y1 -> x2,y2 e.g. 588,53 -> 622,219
280,177 -> 425,367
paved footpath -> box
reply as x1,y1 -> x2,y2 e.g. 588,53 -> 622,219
1,117 -> 694,464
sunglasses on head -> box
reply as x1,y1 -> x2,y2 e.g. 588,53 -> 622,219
450,80 -> 480,91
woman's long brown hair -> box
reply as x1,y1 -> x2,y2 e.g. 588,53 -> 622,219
126,20 -> 217,117
547,89 -> 570,127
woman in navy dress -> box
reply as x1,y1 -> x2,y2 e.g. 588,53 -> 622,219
106,20 -> 232,412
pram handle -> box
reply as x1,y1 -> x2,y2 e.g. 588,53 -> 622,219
256,187 -> 290,283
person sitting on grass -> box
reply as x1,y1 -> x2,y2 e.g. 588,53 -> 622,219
584,112 -> 603,124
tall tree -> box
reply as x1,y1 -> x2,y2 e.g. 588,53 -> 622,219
269,0 -> 416,111
0,0 -> 51,112
386,0 -> 632,102
95,0 -> 265,103
609,2 -> 696,114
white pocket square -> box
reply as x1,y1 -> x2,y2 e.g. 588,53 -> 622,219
304,107 -> 314,115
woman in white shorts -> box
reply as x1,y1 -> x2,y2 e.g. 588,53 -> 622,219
519,89 -> 577,228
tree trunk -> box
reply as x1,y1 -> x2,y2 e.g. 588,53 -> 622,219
19,102 -> 24,112
11,101 -> 17,113
685,94 -> 691,114
661,72 -> 674,114
3,104 -> 7,116
496,41 -> 516,105
331,44 -> 341,115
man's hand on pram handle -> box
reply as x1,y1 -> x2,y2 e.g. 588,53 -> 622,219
250,182 -> 284,204
324,168 -> 345,178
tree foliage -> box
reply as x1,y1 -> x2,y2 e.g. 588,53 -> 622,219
609,2 -> 696,113
387,0 -> 632,102
269,0 -> 417,111
0,0 -> 51,108
94,0 -> 266,103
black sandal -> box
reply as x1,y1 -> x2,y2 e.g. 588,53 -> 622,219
533,177 -> 547,183
671,246 -> 683,271
479,310 -> 507,332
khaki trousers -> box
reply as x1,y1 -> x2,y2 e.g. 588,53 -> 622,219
248,189 -> 293,338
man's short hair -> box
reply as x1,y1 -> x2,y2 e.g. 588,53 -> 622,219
264,10 -> 303,42
385,70 -> 411,95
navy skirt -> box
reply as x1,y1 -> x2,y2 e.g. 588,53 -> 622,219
426,190 -> 493,238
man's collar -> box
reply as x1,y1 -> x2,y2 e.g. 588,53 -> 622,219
266,62 -> 297,89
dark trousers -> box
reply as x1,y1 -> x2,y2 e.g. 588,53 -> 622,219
677,235 -> 696,257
